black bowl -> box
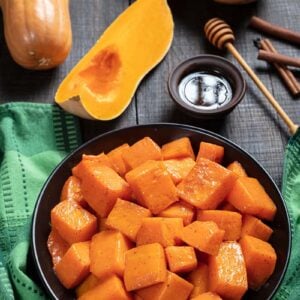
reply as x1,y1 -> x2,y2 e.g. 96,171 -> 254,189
31,123 -> 290,300
168,55 -> 246,119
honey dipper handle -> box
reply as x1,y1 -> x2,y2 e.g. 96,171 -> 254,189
226,43 -> 299,135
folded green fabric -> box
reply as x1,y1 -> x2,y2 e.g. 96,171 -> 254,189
274,128 -> 300,300
0,103 -> 81,300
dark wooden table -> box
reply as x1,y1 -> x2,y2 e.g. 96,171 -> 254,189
0,0 -> 299,188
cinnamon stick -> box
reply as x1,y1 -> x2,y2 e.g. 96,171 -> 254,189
256,38 -> 300,96
250,16 -> 300,46
263,39 -> 300,95
258,50 -> 300,69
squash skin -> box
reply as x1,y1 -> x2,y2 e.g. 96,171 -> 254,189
55,0 -> 174,120
1,0 -> 72,70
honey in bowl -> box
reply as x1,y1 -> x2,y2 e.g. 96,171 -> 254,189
168,55 -> 246,119
178,71 -> 233,110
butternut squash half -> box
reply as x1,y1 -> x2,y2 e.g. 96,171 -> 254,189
55,0 -> 174,120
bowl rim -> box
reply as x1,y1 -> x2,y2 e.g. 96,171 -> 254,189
31,122 -> 291,299
168,55 -> 247,118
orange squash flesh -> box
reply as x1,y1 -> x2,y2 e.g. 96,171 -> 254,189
55,0 -> 174,120
165,246 -> 197,273
136,271 -> 193,300
240,235 -> 277,290
192,292 -> 222,300
125,160 -> 178,214
197,142 -> 224,164
227,177 -> 277,221
136,218 -> 175,247
241,215 -> 273,241
74,159 -> 131,217
54,241 -> 91,289
162,137 -> 195,160
163,158 -> 196,184
177,158 -> 238,209
78,275 -> 132,300
181,221 -> 225,256
90,230 -> 132,279
76,274 -> 99,298
106,198 -> 152,242
209,241 -> 248,299
158,201 -> 195,226
227,161 -> 248,177
197,210 -> 242,241
122,137 -> 162,170
50,200 -> 97,245
124,243 -> 167,291
186,263 -> 209,298
60,175 -> 86,207
47,229 -> 69,267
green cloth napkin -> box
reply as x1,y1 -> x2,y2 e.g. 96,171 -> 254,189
274,128 -> 300,300
0,102 -> 81,300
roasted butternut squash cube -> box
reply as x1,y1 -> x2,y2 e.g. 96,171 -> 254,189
241,215 -> 273,241
60,175 -> 86,206
209,241 -> 248,299
72,152 -> 112,176
124,243 -> 167,291
165,246 -> 197,273
51,200 -> 97,245
76,274 -> 99,298
126,160 -> 178,214
162,217 -> 184,246
107,143 -> 130,176
197,210 -> 242,241
227,161 -> 247,177
78,275 -> 131,300
186,263 -> 209,298
136,271 -> 193,300
192,292 -> 222,300
196,142 -> 224,164
90,230 -> 131,279
47,229 -> 69,267
106,198 -> 152,241
240,235 -> 277,290
163,158 -> 196,184
159,201 -> 195,226
82,152 -> 112,165
181,221 -> 225,255
227,177 -> 277,221
177,158 -> 237,209
161,137 -> 195,160
54,241 -> 90,289
136,217 -> 174,247
122,137 -> 162,170
75,159 -> 131,217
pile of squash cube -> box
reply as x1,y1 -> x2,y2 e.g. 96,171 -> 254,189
48,136 -> 277,300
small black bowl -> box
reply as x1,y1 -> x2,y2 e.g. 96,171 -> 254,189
31,123 -> 290,300
168,55 -> 246,119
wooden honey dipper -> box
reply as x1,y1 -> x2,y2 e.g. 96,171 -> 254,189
204,18 -> 299,135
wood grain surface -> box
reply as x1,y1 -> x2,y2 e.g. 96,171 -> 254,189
0,0 -> 299,187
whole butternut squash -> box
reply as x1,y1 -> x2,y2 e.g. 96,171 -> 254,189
0,0 -> 72,70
